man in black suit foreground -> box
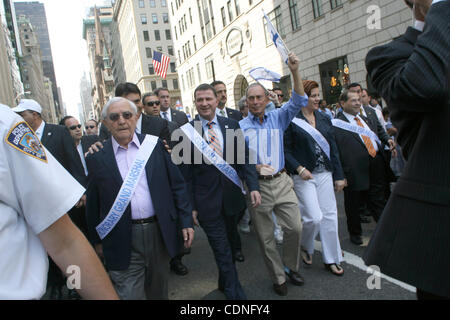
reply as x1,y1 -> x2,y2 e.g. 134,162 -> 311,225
364,0 -> 449,299
333,90 -> 395,246
85,97 -> 194,299
178,83 -> 261,299
13,99 -> 86,299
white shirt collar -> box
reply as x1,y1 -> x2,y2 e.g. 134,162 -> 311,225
136,114 -> 143,134
216,107 -> 228,118
35,120 -> 46,140
160,109 -> 172,121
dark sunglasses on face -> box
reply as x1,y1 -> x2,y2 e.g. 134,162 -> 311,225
145,101 -> 161,107
108,111 -> 134,122
86,125 -> 96,129
277,94 -> 284,98
69,124 -> 82,130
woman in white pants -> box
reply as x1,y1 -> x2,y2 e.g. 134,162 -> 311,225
284,80 -> 347,276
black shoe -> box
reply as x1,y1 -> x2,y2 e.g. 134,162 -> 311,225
170,259 -> 188,276
273,282 -> 288,296
285,269 -> 305,286
234,251 -> 245,262
360,216 -> 371,223
350,234 -> 363,245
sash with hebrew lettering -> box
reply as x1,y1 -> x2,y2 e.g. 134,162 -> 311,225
292,118 -> 330,160
332,119 -> 381,145
96,135 -> 159,240
180,123 -> 246,194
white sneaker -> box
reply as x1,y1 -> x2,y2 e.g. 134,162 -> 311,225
239,224 -> 250,234
274,228 -> 284,245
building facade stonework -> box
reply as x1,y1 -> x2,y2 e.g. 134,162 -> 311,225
170,0 -> 412,115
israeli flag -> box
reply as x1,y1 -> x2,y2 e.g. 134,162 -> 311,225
249,67 -> 281,83
263,10 -> 290,65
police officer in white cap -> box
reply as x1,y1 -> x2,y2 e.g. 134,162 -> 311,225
0,103 -> 118,300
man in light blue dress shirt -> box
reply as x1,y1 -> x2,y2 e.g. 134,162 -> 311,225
239,52 -> 309,296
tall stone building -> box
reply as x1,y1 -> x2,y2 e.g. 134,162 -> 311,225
113,0 -> 181,106
83,6 -> 115,120
170,0 -> 412,114
79,72 -> 94,125
17,15 -> 56,123
14,1 -> 62,118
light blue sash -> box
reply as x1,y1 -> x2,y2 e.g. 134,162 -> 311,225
292,118 -> 330,160
332,119 -> 381,144
180,123 -> 245,194
96,135 -> 158,240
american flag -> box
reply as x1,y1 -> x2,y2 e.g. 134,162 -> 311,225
153,51 -> 170,79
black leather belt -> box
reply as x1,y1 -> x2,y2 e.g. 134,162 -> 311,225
258,168 -> 287,180
132,216 -> 157,224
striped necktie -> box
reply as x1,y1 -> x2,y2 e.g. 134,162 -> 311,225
354,117 -> 376,158
207,121 -> 223,158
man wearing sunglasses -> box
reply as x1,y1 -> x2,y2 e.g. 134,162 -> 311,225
85,97 -> 194,300
85,119 -> 99,136
12,99 -> 87,299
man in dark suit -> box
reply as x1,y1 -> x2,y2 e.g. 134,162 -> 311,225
178,83 -> 261,300
364,0 -> 449,299
333,90 -> 395,246
85,97 -> 194,300
13,99 -> 86,300
211,81 -> 244,121
155,87 -> 189,127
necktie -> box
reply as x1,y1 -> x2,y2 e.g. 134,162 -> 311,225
162,112 -> 168,120
354,117 -> 376,158
220,110 -> 226,117
359,107 -> 364,117
207,121 -> 223,158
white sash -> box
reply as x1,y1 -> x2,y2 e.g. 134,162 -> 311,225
292,118 -> 330,160
96,135 -> 159,240
180,123 -> 246,194
332,119 -> 381,145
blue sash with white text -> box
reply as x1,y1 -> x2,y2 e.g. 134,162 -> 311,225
292,118 -> 330,160
180,123 -> 245,194
96,135 -> 158,240
332,119 -> 381,145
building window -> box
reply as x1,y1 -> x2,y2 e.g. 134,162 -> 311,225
171,2 -> 174,15
151,81 -> 157,90
157,46 -> 163,52
155,30 -> 161,40
139,0 -> 145,8
141,14 -> 148,24
170,62 -> 176,73
289,0 -> 300,31
182,75 -> 185,90
235,0 -> 241,16
205,54 -> 214,79
143,30 -> 150,41
168,45 -> 174,56
197,63 -> 202,82
162,80 -> 167,88
165,29 -> 172,40
312,0 -> 323,19
174,26 -> 178,40
146,47 -> 152,58
249,0 -> 253,5
152,13 -> 158,24
319,56 -> 350,104
173,79 -> 179,90
221,7 -> 227,27
189,8 -> 193,23
330,0 -> 343,10
163,13 -> 169,23
149,65 -> 155,75
161,0 -> 167,7
150,0 -> 156,8
264,6 -> 284,44
193,35 -> 197,51
227,1 -> 234,21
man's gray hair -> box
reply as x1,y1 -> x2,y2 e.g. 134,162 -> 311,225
245,83 -> 269,98
102,97 -> 138,120
238,96 -> 247,111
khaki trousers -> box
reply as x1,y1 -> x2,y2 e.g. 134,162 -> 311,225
247,172 -> 302,285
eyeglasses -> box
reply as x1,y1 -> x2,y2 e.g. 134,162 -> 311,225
277,94 -> 284,98
145,101 -> 161,107
108,111 -> 134,122
86,125 -> 96,129
69,124 -> 82,130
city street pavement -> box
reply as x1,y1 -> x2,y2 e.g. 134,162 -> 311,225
168,191 -> 416,300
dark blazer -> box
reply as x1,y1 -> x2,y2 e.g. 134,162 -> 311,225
333,112 -> 389,191
85,134 -> 193,271
41,123 -> 86,186
168,109 -> 189,127
80,134 -> 101,155
180,117 -> 259,221
284,110 -> 344,181
98,114 -> 170,143
363,105 -> 390,142
364,1 -> 450,297
225,107 -> 243,122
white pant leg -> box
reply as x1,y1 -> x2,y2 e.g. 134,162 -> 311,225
292,174 -> 322,255
315,171 -> 343,264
